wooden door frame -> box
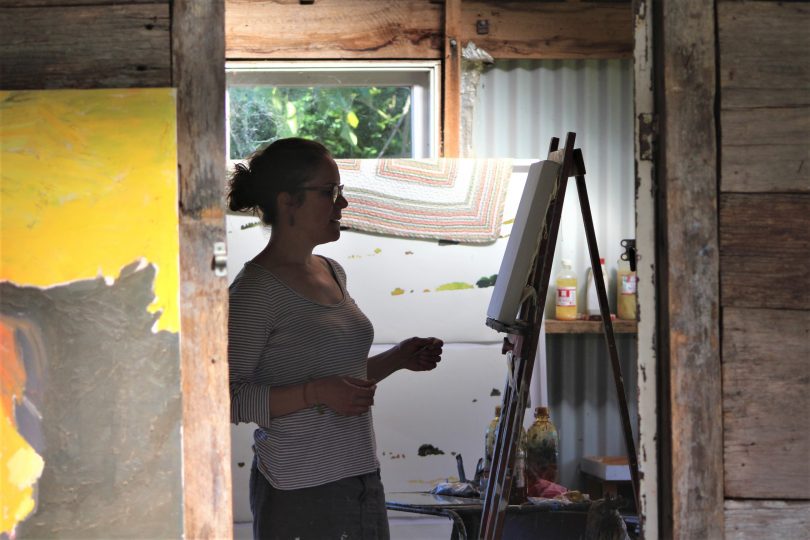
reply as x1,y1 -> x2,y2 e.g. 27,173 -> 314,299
172,1 -> 233,538
650,0 -> 724,538
633,0 -> 660,537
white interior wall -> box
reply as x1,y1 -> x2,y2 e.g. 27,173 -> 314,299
227,167 -> 529,522
228,58 -> 636,522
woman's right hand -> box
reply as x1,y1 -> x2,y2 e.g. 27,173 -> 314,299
312,376 -> 377,416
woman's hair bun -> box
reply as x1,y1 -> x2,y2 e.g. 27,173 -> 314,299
227,162 -> 258,213
226,137 -> 332,225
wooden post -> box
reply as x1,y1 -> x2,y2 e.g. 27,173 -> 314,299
172,1 -> 233,538
632,0 -> 659,536
656,0 -> 723,538
443,0 -> 462,156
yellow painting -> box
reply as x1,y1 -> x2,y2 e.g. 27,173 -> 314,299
0,88 -> 179,535
0,88 -> 179,332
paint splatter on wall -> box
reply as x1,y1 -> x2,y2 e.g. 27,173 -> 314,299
0,89 -> 182,537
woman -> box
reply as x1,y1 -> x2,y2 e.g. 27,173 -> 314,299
227,138 -> 443,539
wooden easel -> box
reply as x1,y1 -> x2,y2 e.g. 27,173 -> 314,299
480,133 -> 640,539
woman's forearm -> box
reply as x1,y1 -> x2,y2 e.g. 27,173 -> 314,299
367,346 -> 405,382
268,381 -> 318,418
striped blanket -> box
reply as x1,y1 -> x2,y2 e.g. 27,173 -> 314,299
336,158 -> 513,243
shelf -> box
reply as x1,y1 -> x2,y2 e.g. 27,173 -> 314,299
544,319 -> 638,334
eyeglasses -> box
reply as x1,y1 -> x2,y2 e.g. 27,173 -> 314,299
299,184 -> 344,204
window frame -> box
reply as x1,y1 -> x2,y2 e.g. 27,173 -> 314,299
225,60 -> 441,159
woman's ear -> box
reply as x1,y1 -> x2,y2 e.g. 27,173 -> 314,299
278,191 -> 293,208
277,191 -> 297,227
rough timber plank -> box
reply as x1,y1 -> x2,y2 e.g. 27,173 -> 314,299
461,1 -> 633,59
172,1 -> 232,538
2,0 -> 163,5
721,108 -> 810,193
544,319 -> 637,334
226,0 -> 443,59
722,308 -> 810,499
443,0 -> 461,156
0,3 -> 170,89
718,0 -> 810,110
718,1 -> 810,193
719,194 -> 810,310
725,500 -> 810,539
721,143 -> 809,194
658,0 -> 724,537
224,0 -> 632,60
0,0 -> 161,7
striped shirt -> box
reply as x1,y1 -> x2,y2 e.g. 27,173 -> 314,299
228,257 -> 378,490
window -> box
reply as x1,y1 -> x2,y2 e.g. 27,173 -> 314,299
226,61 -> 440,159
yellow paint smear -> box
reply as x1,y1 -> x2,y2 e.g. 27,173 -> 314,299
0,321 -> 44,534
435,282 -> 474,292
0,408 -> 44,535
0,89 -> 179,332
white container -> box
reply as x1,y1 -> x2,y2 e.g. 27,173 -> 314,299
586,258 -> 608,317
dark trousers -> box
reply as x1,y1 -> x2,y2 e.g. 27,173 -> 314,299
250,457 -> 391,540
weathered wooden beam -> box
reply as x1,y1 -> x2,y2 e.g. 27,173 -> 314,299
443,0 -> 461,156
657,0 -> 724,537
722,307 -> 810,499
224,0 -> 632,60
725,500 -> 810,539
719,193 -> 810,310
2,1 -> 164,5
633,0 -> 660,536
0,3 -> 170,89
226,0 -> 443,59
461,1 -> 633,59
718,0 -> 810,111
718,1 -> 810,193
172,1 -> 232,538
721,105 -> 809,193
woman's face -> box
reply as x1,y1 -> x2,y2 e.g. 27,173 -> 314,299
292,156 -> 348,245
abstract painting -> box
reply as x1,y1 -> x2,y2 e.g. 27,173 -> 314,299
0,88 -> 182,537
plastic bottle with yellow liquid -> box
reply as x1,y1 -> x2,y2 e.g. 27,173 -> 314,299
555,259 -> 578,320
617,258 -> 637,320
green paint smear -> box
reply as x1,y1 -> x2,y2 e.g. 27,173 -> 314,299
391,287 -> 405,296
435,282 -> 474,291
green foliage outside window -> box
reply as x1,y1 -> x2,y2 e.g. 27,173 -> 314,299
228,86 -> 413,160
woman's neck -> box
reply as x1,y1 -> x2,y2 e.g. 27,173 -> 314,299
257,236 -> 315,268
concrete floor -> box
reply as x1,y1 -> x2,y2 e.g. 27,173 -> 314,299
234,513 -> 453,539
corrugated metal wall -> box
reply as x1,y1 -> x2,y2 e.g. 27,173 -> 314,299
471,59 -> 637,490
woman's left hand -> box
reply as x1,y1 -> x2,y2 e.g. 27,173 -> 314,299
395,337 -> 443,372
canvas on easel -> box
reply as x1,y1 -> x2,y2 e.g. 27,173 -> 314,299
480,133 -> 640,540
486,159 -> 560,328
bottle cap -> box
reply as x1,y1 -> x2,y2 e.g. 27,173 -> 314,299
535,406 -> 549,418
561,258 -> 572,268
